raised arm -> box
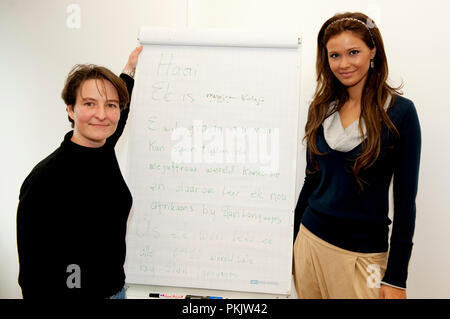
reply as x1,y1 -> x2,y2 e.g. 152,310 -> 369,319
107,46 -> 143,146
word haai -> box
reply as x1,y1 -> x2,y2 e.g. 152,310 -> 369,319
171,121 -> 279,174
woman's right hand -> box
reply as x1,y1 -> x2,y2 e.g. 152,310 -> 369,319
123,45 -> 143,74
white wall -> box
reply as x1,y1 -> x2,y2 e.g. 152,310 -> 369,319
1,0 -> 449,298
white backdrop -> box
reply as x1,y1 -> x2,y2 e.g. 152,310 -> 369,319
1,0 -> 449,298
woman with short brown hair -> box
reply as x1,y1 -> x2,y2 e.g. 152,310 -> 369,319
17,46 -> 142,298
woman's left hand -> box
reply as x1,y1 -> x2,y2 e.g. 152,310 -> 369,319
124,45 -> 143,74
379,284 -> 407,299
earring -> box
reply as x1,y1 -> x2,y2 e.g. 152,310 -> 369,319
370,59 -> 375,69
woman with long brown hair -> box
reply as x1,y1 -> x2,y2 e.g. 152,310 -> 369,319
293,12 -> 421,299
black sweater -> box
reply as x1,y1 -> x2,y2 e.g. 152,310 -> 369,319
293,95 -> 421,289
17,74 -> 134,298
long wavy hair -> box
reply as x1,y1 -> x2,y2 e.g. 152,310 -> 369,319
305,12 -> 402,188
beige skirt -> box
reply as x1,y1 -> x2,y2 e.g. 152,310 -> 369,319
293,224 -> 388,299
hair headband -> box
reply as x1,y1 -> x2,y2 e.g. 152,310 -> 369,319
325,17 -> 376,47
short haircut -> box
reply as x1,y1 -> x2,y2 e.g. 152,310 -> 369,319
61,64 -> 129,127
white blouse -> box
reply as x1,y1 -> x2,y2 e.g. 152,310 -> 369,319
322,94 -> 392,152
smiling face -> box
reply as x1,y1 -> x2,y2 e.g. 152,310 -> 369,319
326,31 -> 376,89
67,78 -> 120,148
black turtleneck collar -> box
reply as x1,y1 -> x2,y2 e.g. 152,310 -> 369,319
61,131 -> 110,154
